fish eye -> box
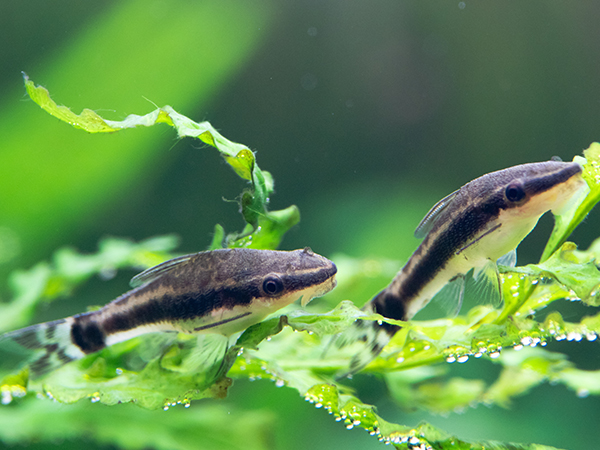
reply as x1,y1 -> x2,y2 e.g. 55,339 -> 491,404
262,275 -> 284,297
505,182 -> 526,203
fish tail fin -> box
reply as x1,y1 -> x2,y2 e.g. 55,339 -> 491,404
332,290 -> 402,377
1,318 -> 86,378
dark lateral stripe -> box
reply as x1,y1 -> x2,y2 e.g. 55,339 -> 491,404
523,165 -> 581,196
398,198 -> 500,303
194,312 -> 252,331
281,266 -> 336,291
372,289 -> 406,322
393,162 -> 581,308
71,315 -> 106,354
102,284 -> 261,334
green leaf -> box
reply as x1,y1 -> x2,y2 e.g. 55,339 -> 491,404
23,75 -> 255,176
9,72 -> 600,449
23,76 -> 298,250
0,236 -> 178,333
0,0 -> 275,270
541,143 -> 600,262
304,383 -> 562,450
0,399 -> 275,450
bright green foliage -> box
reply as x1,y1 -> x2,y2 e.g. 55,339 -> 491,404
3,80 -> 600,449
23,75 -> 299,251
541,143 -> 600,262
0,0 -> 274,270
0,235 -> 178,333
0,400 -> 275,450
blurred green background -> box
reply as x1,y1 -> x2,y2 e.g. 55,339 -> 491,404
1,0 -> 600,449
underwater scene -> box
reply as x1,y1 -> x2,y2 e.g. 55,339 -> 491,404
1,1 -> 600,449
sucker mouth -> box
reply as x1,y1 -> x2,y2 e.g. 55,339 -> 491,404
300,276 -> 338,307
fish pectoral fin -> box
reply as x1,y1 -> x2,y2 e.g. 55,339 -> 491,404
496,249 -> 517,268
414,189 -> 460,239
130,253 -> 195,287
161,334 -> 229,375
469,260 -> 503,308
428,273 -> 466,318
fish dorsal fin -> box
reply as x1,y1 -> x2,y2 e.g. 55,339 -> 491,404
130,254 -> 195,287
414,189 -> 459,239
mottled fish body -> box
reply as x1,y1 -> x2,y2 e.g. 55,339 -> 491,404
2,247 -> 337,377
346,160 -> 589,372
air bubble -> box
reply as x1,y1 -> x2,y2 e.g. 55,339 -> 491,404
489,351 -> 501,359
567,332 -> 583,341
1,391 -> 12,405
487,344 -> 501,354
457,355 -> 469,363
275,379 -> 285,388
577,389 -> 590,398
446,355 -> 456,363
513,344 -> 523,351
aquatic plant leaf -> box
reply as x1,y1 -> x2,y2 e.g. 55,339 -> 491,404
0,399 -> 274,450
3,239 -> 597,449
541,143 -> 600,262
304,383 -> 562,450
8,82 -> 600,448
0,236 -> 178,333
23,75 -> 298,250
508,242 -> 600,307
1,0 -> 275,273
